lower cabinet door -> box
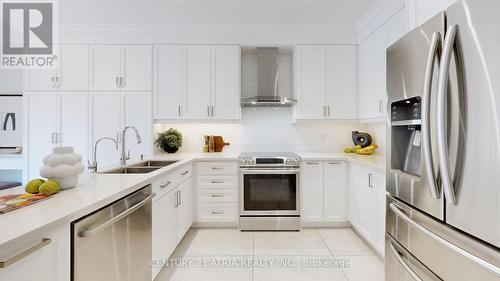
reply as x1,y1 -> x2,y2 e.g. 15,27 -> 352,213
300,161 -> 324,222
349,164 -> 376,242
323,161 -> 347,222
0,224 -> 69,281
152,191 -> 177,280
176,178 -> 193,242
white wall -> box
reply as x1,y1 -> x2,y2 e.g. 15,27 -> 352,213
154,108 -> 370,153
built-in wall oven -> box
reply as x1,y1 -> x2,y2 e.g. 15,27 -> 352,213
239,152 -> 301,231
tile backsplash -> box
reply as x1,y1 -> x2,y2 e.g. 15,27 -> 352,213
154,108 -> 386,154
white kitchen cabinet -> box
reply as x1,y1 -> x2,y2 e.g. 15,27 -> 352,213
122,45 -> 152,91
154,45 -> 184,119
295,45 -> 357,120
326,46 -> 357,120
184,46 -> 212,119
122,92 -> 152,159
386,8 -> 408,48
25,45 -> 88,91
90,92 -> 122,167
26,92 -> 89,179
359,26 -> 387,120
349,163 -> 376,242
91,91 -> 152,168
151,165 -> 193,280
195,161 -> 238,225
0,223 -> 70,281
90,45 -> 122,90
152,190 -> 177,280
210,45 -> 241,120
301,161 -> 324,222
295,45 -> 327,120
358,7 -> 408,120
26,93 -> 58,179
176,177 -> 194,241
154,45 -> 241,121
59,92 -> 89,161
323,161 -> 347,222
58,45 -> 89,90
90,45 -> 152,91
349,163 -> 385,255
301,160 -> 347,224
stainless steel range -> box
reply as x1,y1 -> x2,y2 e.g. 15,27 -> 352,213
239,152 -> 301,231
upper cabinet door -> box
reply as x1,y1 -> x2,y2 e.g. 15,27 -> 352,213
26,92 -> 58,179
295,45 -> 327,120
386,8 -> 408,48
58,45 -> 89,90
326,46 -> 357,120
122,92 -> 152,160
359,26 -> 387,119
184,46 -> 211,120
155,45 -> 184,119
91,92 -> 121,167
90,45 -> 122,90
211,45 -> 241,120
24,45 -> 58,90
122,45 -> 152,91
59,92 -> 89,164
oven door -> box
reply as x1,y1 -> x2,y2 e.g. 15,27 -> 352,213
240,168 -> 300,216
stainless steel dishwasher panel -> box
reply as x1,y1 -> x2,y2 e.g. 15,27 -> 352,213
72,185 -> 154,281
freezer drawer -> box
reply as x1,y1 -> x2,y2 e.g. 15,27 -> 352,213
386,195 -> 500,281
386,235 -> 441,281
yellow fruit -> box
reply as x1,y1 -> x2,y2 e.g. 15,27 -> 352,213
39,180 -> 60,196
25,179 -> 46,194
355,145 -> 362,151
344,147 -> 351,153
356,149 -> 375,155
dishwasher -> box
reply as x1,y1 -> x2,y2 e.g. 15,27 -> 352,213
72,185 -> 155,281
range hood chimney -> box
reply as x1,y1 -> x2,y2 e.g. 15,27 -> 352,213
241,47 -> 296,107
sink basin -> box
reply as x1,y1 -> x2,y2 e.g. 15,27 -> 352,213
130,160 -> 178,168
101,167 -> 160,174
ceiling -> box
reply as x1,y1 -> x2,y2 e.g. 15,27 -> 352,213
59,0 -> 377,28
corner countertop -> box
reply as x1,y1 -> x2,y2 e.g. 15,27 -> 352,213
296,152 -> 386,171
0,151 -> 384,247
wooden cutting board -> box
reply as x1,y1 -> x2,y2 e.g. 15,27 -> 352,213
213,136 -> 230,152
0,194 -> 51,214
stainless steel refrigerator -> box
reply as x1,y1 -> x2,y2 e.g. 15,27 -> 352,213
386,0 -> 500,280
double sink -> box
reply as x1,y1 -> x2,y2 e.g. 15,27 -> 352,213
101,160 -> 178,174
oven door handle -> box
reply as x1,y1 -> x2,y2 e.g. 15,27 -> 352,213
240,169 -> 300,174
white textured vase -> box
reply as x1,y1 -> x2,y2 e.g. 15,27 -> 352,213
40,147 -> 85,189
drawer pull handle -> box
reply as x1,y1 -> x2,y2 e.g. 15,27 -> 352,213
181,170 -> 189,176
211,166 -> 224,170
160,181 -> 171,188
211,194 -> 224,198
211,180 -> 224,184
211,210 -> 224,215
307,162 -> 320,165
0,238 -> 52,268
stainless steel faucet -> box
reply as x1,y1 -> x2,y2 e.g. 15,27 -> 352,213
120,126 -> 142,165
88,137 -> 119,173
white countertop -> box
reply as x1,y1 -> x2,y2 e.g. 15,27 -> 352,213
296,152 -> 386,171
0,151 -> 384,247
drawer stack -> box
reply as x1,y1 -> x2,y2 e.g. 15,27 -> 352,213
196,161 -> 238,225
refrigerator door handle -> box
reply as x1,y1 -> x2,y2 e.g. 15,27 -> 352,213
422,31 -> 441,199
390,202 -> 500,277
436,24 -> 458,204
389,242 -> 424,281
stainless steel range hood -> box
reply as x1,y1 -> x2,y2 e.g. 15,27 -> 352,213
241,47 -> 296,107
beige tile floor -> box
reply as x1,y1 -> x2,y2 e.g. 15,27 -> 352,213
156,228 -> 384,281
